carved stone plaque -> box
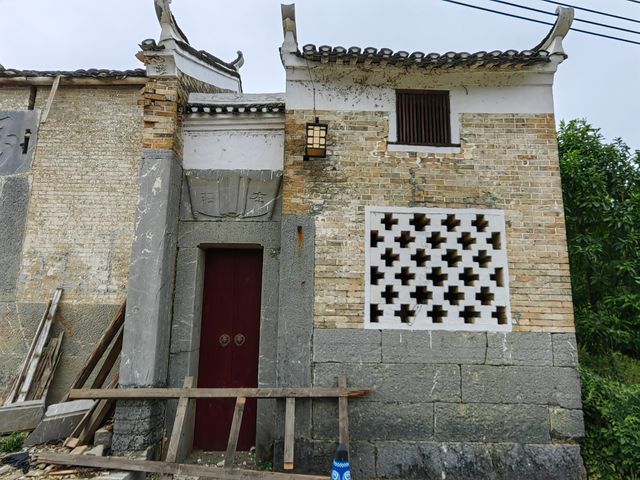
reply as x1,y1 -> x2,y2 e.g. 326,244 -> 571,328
0,110 -> 39,176
186,169 -> 282,221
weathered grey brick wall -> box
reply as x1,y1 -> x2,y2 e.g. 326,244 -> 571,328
303,329 -> 585,479
0,84 -> 142,402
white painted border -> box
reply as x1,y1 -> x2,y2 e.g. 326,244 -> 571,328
364,206 -> 513,331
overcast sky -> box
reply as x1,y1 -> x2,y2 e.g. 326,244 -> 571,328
1,0 -> 638,150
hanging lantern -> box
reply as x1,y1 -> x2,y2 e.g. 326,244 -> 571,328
304,117 -> 327,160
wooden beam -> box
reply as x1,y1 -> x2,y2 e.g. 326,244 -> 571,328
165,377 -> 194,463
0,77 -> 148,87
37,453 -> 328,480
63,301 -> 125,401
69,386 -> 371,400
17,289 -> 62,402
338,376 -> 349,450
3,301 -> 51,406
224,397 -> 246,468
40,75 -> 62,123
283,398 -> 295,471
90,326 -> 123,389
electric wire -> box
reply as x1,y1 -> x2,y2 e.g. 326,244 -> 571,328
534,0 -> 640,24
442,0 -> 640,45
486,0 -> 640,35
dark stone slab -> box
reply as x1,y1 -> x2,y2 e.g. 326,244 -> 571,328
486,332 -> 552,366
375,442 -> 586,479
381,331 -> 486,364
313,329 -> 381,363
434,402 -> 550,443
461,365 -> 582,408
552,333 -> 580,367
313,362 -> 461,403
0,110 -> 39,175
312,400 -> 433,441
0,175 -> 29,301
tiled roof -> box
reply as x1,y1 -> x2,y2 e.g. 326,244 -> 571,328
0,66 -> 147,79
298,45 -> 551,69
187,93 -> 285,114
174,41 -> 241,79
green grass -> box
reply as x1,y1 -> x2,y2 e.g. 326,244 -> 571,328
0,432 -> 27,453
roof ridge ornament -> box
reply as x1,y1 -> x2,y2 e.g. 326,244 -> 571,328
155,0 -> 190,45
534,6 -> 574,58
281,4 -> 298,55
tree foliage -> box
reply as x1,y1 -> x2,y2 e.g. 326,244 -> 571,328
558,119 -> 640,479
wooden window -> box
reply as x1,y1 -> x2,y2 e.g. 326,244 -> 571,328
396,90 -> 452,146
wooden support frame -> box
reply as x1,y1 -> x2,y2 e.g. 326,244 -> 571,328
69,386 -> 370,400
165,376 -> 194,464
40,75 -> 62,124
283,397 -> 295,470
224,397 -> 246,468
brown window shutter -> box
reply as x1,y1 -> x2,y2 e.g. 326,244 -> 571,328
396,90 -> 451,145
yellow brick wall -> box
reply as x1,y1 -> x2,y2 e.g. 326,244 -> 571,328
0,86 -> 32,110
17,85 -> 142,303
283,110 -> 574,333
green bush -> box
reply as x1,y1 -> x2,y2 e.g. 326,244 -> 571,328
580,368 -> 640,479
0,431 -> 27,453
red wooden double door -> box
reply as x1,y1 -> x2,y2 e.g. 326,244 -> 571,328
194,248 -> 263,451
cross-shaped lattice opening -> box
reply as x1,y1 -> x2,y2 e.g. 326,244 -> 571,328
473,250 -> 492,268
411,249 -> 430,267
443,249 -> 462,268
409,213 -> 430,231
381,285 -> 398,304
459,267 -> 479,286
381,248 -> 399,267
395,230 -> 415,248
370,304 -> 383,323
395,267 -> 415,286
442,214 -> 461,232
410,286 -> 432,304
492,306 -> 508,325
444,285 -> 464,305
490,267 -> 504,287
427,305 -> 447,323
394,304 -> 415,324
427,267 -> 448,286
458,231 -> 476,250
461,306 -> 480,324
381,212 -> 398,230
472,214 -> 489,232
427,231 -> 446,249
491,232 -> 502,249
370,266 -> 384,285
370,230 -> 383,248
476,286 -> 494,305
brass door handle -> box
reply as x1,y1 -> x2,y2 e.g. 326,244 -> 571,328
234,334 -> 245,346
219,334 -> 231,347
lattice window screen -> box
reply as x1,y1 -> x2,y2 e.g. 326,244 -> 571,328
365,207 -> 512,331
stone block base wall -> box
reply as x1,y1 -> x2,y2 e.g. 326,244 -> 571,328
287,329 -> 585,479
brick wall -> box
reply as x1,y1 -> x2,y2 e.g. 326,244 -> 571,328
282,110 -> 574,333
0,86 -> 32,110
17,85 -> 142,304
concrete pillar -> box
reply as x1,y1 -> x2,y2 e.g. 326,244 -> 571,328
113,77 -> 185,454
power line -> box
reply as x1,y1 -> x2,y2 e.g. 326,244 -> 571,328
486,0 -> 640,35
441,0 -> 640,45
535,0 -> 640,25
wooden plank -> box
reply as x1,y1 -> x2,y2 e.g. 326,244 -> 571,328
31,332 -> 64,400
17,289 -> 62,402
63,301 -> 125,401
165,376 -> 194,463
283,397 -> 295,470
37,453 -> 328,480
338,376 -> 349,449
90,326 -> 123,389
69,386 -> 371,400
40,75 -> 61,124
224,397 -> 246,468
3,301 -> 51,406
65,375 -> 118,447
